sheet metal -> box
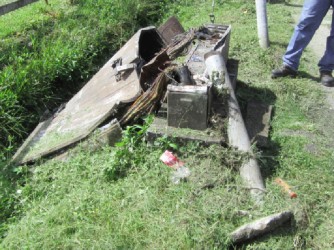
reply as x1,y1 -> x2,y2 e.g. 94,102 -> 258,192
158,16 -> 185,45
12,26 -> 162,165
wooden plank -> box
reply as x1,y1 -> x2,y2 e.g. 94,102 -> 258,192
0,0 -> 38,16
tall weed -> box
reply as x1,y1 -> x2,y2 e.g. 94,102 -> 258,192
104,116 -> 156,180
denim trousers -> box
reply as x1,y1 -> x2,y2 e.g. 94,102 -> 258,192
283,0 -> 334,72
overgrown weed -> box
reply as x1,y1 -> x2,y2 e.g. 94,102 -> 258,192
104,116 -> 155,180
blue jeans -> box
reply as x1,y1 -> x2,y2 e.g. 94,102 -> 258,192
283,0 -> 334,72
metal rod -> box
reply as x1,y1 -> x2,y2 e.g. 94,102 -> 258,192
255,0 -> 270,48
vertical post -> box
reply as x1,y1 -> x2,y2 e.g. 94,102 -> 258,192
255,0 -> 270,48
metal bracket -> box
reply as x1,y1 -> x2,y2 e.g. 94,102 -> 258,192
115,63 -> 136,81
111,58 -> 122,69
116,63 -> 136,73
111,58 -> 137,81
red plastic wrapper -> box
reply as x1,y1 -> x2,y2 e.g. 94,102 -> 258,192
160,150 -> 184,169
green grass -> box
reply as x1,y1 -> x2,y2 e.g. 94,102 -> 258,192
0,0 -> 15,5
1,0 -> 334,249
1,144 -> 248,249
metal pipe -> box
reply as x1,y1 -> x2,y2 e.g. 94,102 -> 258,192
255,0 -> 270,49
204,51 -> 265,201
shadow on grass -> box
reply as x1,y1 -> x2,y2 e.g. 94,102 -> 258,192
297,71 -> 319,83
267,0 -> 286,4
285,3 -> 303,8
270,41 -> 288,49
235,80 -> 281,179
268,0 -> 303,8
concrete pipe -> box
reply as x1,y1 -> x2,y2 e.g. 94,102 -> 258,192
204,51 -> 265,201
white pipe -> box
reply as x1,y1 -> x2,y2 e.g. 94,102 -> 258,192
205,51 -> 265,201
255,0 -> 270,49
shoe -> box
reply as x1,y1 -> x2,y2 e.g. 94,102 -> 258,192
320,70 -> 334,87
271,65 -> 297,79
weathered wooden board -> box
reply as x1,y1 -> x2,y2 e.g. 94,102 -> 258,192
0,0 -> 38,16
12,27 -> 164,165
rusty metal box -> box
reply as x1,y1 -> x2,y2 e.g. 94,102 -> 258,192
167,85 -> 209,130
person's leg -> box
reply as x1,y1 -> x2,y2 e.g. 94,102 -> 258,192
283,0 -> 331,71
318,4 -> 334,86
318,6 -> 334,72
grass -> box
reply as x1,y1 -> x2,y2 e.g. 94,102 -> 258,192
0,0 -> 15,5
2,144 -> 248,249
1,0 -> 334,249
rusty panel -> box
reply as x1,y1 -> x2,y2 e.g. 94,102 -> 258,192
158,16 -> 185,45
12,27 -> 161,165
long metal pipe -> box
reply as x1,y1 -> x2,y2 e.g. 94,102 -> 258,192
255,0 -> 270,48
205,51 -> 265,201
